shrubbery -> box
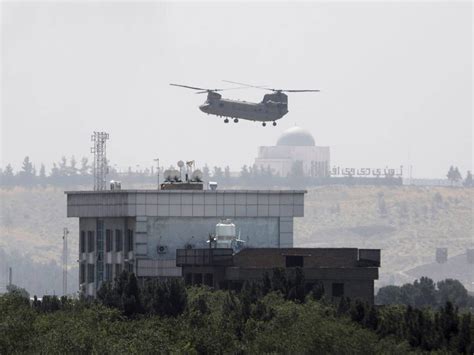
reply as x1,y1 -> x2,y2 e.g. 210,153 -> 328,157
1,272 -> 473,354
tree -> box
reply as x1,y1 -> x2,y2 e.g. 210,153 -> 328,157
59,156 -> 68,176
80,157 -> 90,176
19,156 -> 35,184
70,156 -> 78,176
39,164 -> 46,180
6,284 -> 30,299
457,313 -> 472,354
1,164 -> 14,185
213,166 -> 223,179
436,279 -> 469,308
447,166 -> 455,184
202,165 -> 210,181
412,277 -> 436,308
453,167 -> 462,183
463,170 -> 473,187
224,166 -> 231,181
240,165 -> 250,179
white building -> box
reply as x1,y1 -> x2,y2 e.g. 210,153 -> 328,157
254,126 -> 330,177
66,188 -> 306,296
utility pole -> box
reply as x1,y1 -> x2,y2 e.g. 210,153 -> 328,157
8,267 -> 12,287
154,158 -> 160,189
62,227 -> 69,296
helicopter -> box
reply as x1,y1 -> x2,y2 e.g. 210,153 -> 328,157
170,80 -> 320,127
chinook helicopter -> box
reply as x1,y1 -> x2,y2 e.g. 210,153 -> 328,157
170,80 -> 320,127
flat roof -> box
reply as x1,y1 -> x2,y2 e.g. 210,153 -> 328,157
65,189 -> 307,195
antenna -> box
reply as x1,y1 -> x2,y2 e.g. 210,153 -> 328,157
154,158 -> 160,189
90,132 -> 109,190
62,228 -> 69,296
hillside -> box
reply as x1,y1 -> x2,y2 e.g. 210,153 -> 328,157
0,185 -> 472,294
294,185 -> 473,289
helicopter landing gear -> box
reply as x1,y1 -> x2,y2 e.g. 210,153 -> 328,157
224,118 -> 229,123
273,121 -> 277,126
262,122 -> 266,127
234,118 -> 239,123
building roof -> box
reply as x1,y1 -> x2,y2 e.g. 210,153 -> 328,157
276,126 -> 315,146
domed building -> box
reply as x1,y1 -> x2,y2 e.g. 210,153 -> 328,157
254,126 -> 330,177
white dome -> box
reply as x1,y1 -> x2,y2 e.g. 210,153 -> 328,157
276,126 -> 315,146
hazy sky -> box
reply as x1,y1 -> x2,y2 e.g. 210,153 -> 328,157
1,1 -> 472,178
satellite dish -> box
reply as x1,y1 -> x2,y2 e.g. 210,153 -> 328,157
177,160 -> 184,168
191,169 -> 203,182
164,169 -> 181,182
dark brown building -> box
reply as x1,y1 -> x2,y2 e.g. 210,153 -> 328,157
176,247 -> 381,304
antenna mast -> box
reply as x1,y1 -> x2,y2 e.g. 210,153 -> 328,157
62,227 -> 69,296
91,132 -> 109,190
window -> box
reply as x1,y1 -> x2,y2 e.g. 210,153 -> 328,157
126,229 -> 134,252
87,231 -> 95,253
126,262 -> 134,273
79,263 -> 86,284
115,264 -> 123,278
204,273 -> 214,287
193,273 -> 202,286
332,283 -> 344,297
185,273 -> 192,285
87,264 -> 95,283
105,229 -> 113,252
80,231 -> 86,253
105,264 -> 113,281
115,230 -> 122,252
286,255 -> 304,268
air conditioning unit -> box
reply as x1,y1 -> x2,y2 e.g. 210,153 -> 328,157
157,245 -> 168,254
184,243 -> 195,250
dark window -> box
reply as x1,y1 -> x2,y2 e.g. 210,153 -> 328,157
105,264 -> 113,281
80,231 -> 86,253
126,229 -> 134,252
87,231 -> 95,253
286,255 -> 304,267
115,264 -> 122,278
79,263 -> 86,284
219,102 -> 224,108
126,262 -> 134,273
332,283 -> 344,297
87,264 -> 95,283
193,273 -> 202,285
185,273 -> 192,285
115,230 -> 122,252
204,273 -> 214,287
105,229 -> 113,252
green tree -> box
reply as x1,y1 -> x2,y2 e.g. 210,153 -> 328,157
437,279 -> 469,308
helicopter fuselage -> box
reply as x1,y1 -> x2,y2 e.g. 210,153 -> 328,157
199,92 -> 289,122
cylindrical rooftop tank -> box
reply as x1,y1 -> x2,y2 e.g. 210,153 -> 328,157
216,219 -> 236,237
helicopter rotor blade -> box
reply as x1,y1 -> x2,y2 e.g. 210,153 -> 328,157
170,83 -> 208,91
222,80 -> 319,93
283,89 -> 320,93
222,80 -> 271,90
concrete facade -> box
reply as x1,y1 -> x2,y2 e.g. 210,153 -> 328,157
66,189 -> 306,296
177,247 -> 381,304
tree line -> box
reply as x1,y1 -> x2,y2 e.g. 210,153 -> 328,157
1,271 -> 472,354
3,156 -> 472,188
